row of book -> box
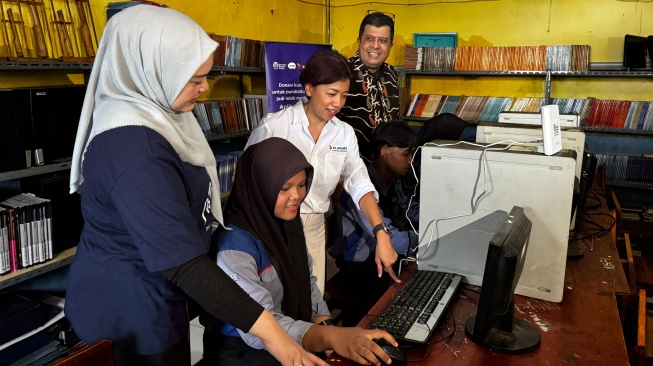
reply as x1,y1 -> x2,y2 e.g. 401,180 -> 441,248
585,100 -> 653,130
596,154 -> 653,188
405,93 -> 653,131
0,193 -> 53,275
403,46 -> 456,71
403,45 -> 590,72
215,153 -> 240,194
193,98 -> 265,137
207,34 -> 265,68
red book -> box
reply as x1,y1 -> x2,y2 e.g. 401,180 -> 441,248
414,94 -> 430,117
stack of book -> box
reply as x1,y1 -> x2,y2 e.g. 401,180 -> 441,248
455,96 -> 489,121
405,93 -> 653,130
584,99 -> 653,130
0,193 -> 53,275
215,154 -> 240,194
595,154 -> 653,188
507,97 -> 545,112
403,44 -> 591,72
403,45 -> 423,70
193,98 -> 265,137
403,45 -> 456,71
455,46 -> 548,71
208,34 -> 265,68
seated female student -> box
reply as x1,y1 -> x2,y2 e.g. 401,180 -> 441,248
329,122 -> 420,326
246,49 -> 400,294
203,137 -> 397,365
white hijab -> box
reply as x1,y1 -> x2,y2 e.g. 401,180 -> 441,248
69,5 -> 224,225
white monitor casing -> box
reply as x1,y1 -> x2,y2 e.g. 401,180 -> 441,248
417,141 -> 576,302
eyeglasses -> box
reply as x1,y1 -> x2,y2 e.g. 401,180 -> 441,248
366,10 -> 395,23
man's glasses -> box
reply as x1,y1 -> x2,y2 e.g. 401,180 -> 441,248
366,10 -> 395,22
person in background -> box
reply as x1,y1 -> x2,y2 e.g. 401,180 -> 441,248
65,6 -> 325,366
203,137 -> 397,365
338,11 -> 400,162
329,122 -> 419,325
246,49 -> 401,294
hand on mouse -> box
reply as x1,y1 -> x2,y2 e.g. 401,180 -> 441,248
303,326 -> 397,365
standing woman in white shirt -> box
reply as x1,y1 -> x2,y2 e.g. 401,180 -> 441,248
246,49 -> 400,293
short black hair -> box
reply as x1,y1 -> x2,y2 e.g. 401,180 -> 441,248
358,13 -> 395,43
372,122 -> 418,159
299,49 -> 353,88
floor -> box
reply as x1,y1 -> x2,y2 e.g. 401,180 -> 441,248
189,255 -> 340,365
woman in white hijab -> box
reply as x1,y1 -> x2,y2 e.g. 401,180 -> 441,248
65,5 -> 326,366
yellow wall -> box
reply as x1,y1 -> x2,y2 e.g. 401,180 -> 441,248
330,0 -> 653,102
5,0 -> 653,102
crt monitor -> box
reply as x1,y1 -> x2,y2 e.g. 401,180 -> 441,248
465,205 -> 541,353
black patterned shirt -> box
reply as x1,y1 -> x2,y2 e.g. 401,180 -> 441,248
338,52 -> 400,161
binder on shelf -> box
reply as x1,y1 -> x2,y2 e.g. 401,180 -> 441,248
623,35 -> 648,69
0,207 -> 8,274
413,32 -> 458,48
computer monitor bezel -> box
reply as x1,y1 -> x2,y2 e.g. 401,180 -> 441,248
464,205 -> 541,353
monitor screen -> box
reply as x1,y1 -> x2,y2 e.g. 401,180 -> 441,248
464,206 -> 541,353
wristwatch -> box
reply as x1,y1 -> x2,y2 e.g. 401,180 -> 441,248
372,223 -> 391,239
320,319 -> 335,326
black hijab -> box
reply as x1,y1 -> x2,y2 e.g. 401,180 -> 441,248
225,137 -> 314,322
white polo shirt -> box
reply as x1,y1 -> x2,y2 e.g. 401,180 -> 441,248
245,101 -> 377,214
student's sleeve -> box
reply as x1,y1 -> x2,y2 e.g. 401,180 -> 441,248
217,247 -> 314,348
340,127 -> 377,209
348,195 -> 416,256
307,249 -> 330,320
160,254 -> 264,333
397,185 -> 420,229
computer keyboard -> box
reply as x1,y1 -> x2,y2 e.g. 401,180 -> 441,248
369,269 -> 462,343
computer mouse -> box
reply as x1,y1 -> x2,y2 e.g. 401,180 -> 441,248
374,338 -> 407,366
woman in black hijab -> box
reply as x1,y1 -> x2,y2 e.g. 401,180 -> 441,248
202,137 -> 396,365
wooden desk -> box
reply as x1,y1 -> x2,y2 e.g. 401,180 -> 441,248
329,206 -> 629,365
566,198 -> 630,294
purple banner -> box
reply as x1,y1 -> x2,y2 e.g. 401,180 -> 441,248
265,42 -> 331,113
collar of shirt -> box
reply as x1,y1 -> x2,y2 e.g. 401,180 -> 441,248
289,100 -> 339,143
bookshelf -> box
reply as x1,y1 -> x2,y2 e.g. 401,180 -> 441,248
400,64 -> 653,199
401,68 -> 653,124
0,247 -> 76,291
0,161 -> 72,183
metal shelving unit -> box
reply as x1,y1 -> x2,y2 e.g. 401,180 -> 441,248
0,247 -> 76,291
0,161 -> 72,183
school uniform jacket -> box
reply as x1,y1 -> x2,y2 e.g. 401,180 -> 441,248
212,225 -> 330,348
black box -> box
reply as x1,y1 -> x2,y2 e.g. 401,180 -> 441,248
0,293 -> 45,345
13,86 -> 86,166
623,34 -> 648,68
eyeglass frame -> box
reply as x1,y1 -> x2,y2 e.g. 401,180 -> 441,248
365,10 -> 395,23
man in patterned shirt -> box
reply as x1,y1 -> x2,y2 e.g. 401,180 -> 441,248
338,11 -> 400,162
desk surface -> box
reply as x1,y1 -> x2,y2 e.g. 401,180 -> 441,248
328,268 -> 628,365
566,200 -> 630,294
328,200 -> 629,365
